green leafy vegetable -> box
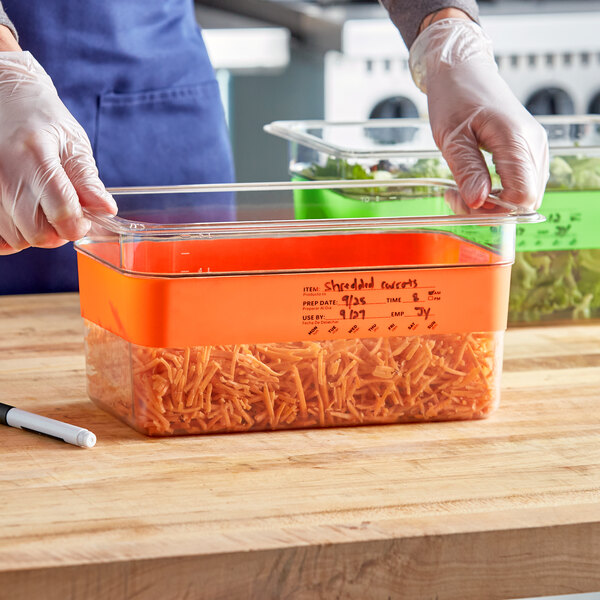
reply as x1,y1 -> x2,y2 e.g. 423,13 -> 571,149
299,154 -> 600,191
548,156 -> 573,189
299,157 -> 452,182
509,249 -> 600,322
565,156 -> 600,190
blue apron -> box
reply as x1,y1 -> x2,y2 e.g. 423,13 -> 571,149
0,0 -> 235,294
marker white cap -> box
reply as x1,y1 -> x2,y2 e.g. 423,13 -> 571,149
77,430 -> 97,448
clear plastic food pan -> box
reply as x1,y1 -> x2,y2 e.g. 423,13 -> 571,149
265,116 -> 600,325
75,179 -> 542,436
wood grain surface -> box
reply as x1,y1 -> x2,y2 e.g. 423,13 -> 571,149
0,293 -> 599,600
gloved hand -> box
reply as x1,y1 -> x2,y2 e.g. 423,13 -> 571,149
409,19 -> 549,210
0,51 -> 117,254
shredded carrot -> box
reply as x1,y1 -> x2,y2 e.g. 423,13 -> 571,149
84,320 -> 501,436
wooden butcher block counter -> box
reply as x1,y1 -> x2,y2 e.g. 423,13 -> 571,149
0,293 -> 599,600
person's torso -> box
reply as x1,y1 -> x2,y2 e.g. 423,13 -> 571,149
3,0 -> 234,188
0,0 -> 235,294
4,0 -> 215,98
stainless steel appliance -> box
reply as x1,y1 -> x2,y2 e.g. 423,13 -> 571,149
200,0 -> 600,116
197,0 -> 600,179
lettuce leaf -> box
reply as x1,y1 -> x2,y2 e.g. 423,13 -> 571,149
509,249 -> 600,322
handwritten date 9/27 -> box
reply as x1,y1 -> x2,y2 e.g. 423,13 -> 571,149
339,309 -> 366,320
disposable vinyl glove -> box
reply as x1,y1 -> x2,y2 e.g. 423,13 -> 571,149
409,19 -> 549,210
0,51 -> 116,254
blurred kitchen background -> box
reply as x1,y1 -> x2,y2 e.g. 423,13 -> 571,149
195,0 -> 600,184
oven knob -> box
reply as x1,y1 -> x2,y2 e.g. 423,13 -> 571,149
588,91 -> 600,114
368,96 -> 419,144
369,96 -> 419,119
525,87 -> 575,115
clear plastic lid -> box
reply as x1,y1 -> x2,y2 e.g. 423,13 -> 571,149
264,116 -> 600,160
76,179 -> 544,278
84,178 -> 542,240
